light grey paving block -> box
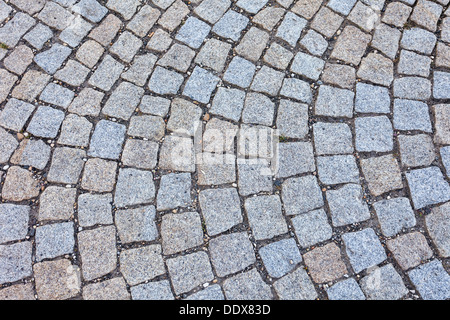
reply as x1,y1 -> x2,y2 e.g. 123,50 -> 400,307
106,0 -> 140,20
0,204 -> 29,244
59,16 -> 93,47
126,5 -> 160,37
121,139 -> 159,170
166,251 -> 214,295
139,95 -> 171,117
250,66 -> 285,96
223,56 -> 256,88
131,280 -> 174,300
24,23 -> 53,50
0,128 -> 18,164
373,197 -> 416,237
34,44 -> 71,75
114,168 -> 155,208
291,52 -> 325,80
38,186 -> 76,221
276,11 -> 307,46
115,206 -> 157,244
441,147 -> 450,177
54,60 -> 90,87
0,12 -> 35,47
406,166 -> 450,209
236,0 -> 268,13
210,87 -> 246,122
88,55 -> 124,91
223,269 -> 273,300
282,175 -> 324,215
88,120 -> 126,160
394,77 -> 431,101
313,122 -> 354,155
198,188 -> 242,236
10,139 -> 50,170
185,285 -> 224,300
327,0 -> 357,15
40,83 -> 74,109
157,44 -> 195,73
35,222 -> 75,261
361,264 -> 408,300
102,82 -> 144,120
259,238 -> 302,278
0,241 -> 32,284
342,228 -> 387,274
160,211 -> 203,255
274,267 -> 318,300
355,83 -> 391,114
183,66 -> 219,104
326,279 -> 366,300
399,134 -> 435,168
433,71 -> 450,99
426,202 -> 450,258
83,277 -> 130,300
120,245 -> 165,286
326,183 -> 371,227
77,193 -> 113,227
276,142 -> 315,178
398,50 -> 431,77
27,106 -> 65,139
68,88 -> 104,117
157,173 -> 192,211
175,16 -> 211,49
0,99 -> 34,132
47,147 -> 85,184
401,27 -> 437,55
121,53 -> 157,86
167,98 -> 202,136
237,159 -> 273,196
194,0 -> 230,24
158,135 -> 195,172
212,10 -> 249,41
209,232 -> 256,277
408,260 -> 450,300
300,29 -> 328,56
276,100 -> 308,139
317,155 -> 360,185
279,78 -> 313,103
393,99 -> 432,133
315,85 -> 354,118
355,116 -> 394,152
245,195 -> 288,241
72,0 -> 108,23
148,66 -> 184,95
291,209 -> 332,248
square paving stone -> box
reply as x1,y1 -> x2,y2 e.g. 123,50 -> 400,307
406,166 -> 450,209
59,16 -> 93,48
276,11 -> 307,46
236,27 -> 269,62
167,98 -> 202,136
121,139 -> 159,170
426,202 -> 450,258
81,158 -> 117,193
1,166 -> 40,202
259,238 -> 302,278
4,45 -> 34,76
250,66 -> 285,96
279,78 -> 313,104
77,193 -> 113,227
175,16 -> 211,49
194,0 -> 230,24
393,99 -> 432,133
241,92 -> 275,126
360,264 -> 408,300
88,13 -> 122,45
197,153 -> 236,186
374,197 -> 416,237
398,50 -> 431,77
10,139 -> 50,171
114,168 -> 155,208
157,44 -> 195,73
158,135 -> 195,172
183,66 -> 219,104
361,155 -> 403,197
212,10 -> 249,41
313,122 -> 354,155
160,211 -> 203,255
24,23 -> 53,50
303,243 -> 348,283
315,85 -> 354,118
326,183 -> 371,227
244,195 -> 288,241
223,269 -> 273,300
342,228 -> 387,274
401,27 -> 437,55
387,232 -> 433,270
0,128 -> 18,165
355,83 -> 391,114
210,87 -> 246,122
398,134 -> 435,168
291,208 -> 332,248
282,175 -> 324,215
83,277 -> 130,300
77,225 -> 117,281
433,71 -> 450,99
33,259 -> 80,300
330,25 -> 369,64
68,88 -> 104,117
0,283 -> 35,300
88,55 -> 124,91
157,173 -> 192,211
131,280 -> 174,300
39,186 -> 76,221
54,60 -> 90,87
382,2 -> 412,28
264,42 -> 294,70
40,83 -> 75,109
126,5 -> 160,37
73,0 -> 108,23
0,69 -> 18,104
47,147 -> 85,185
115,206 -> 157,244
120,245 -> 165,286
58,114 -> 93,148
166,251 -> 214,295
27,106 -> 65,139
393,77 -> 431,101
408,260 -> 450,300
300,29 -> 328,56
0,204 -> 29,244
320,63 -> 356,89
139,95 -> 170,117
128,115 -> 165,141
209,232 -> 256,277
0,98 -> 35,132
33,43 -> 72,75
157,0 -> 190,31
195,38 -> 231,72
237,159 -> 273,196
291,52 -> 325,80
102,82 -> 144,120
202,118 -> 238,154
198,188 -> 242,236
223,56 -> 256,88
146,28 -> 172,52
273,267 -> 318,300
110,31 -> 142,63
121,53 -> 157,87
37,2 -> 72,31
276,100 -> 308,139
357,53 -> 394,87
326,278 -> 365,300
276,142 -> 315,178
35,222 -> 75,261
0,241 -> 32,284
317,155 -> 360,185
355,116 -> 394,152
88,120 -> 126,160
148,66 -> 184,95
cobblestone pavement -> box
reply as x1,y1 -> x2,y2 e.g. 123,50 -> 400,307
0,0 -> 449,301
